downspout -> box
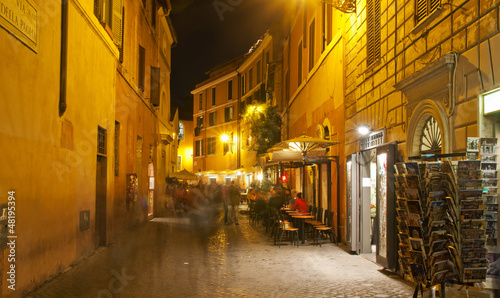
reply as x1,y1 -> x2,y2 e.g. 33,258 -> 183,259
446,52 -> 459,153
448,52 -> 459,117
59,0 -> 69,117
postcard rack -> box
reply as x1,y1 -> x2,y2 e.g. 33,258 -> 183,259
394,157 -> 489,287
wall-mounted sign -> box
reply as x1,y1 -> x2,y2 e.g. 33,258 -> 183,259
0,0 -> 38,52
360,129 -> 385,151
484,89 -> 500,115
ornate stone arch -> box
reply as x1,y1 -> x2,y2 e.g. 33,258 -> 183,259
406,100 -> 450,157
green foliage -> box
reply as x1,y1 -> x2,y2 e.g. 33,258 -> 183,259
250,179 -> 274,193
243,104 -> 282,155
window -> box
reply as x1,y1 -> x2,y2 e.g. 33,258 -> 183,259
298,41 -> 303,85
223,132 -> 233,155
209,111 -> 217,126
198,93 -> 203,110
225,106 -> 234,122
256,61 -> 261,83
211,87 -> 216,106
138,45 -> 145,92
249,68 -> 253,90
114,121 -> 119,176
94,0 -> 123,45
150,66 -> 160,106
178,122 -> 184,140
97,126 -> 107,156
420,116 -> 442,154
322,3 -> 333,52
195,139 -> 203,156
151,0 -> 156,29
228,80 -> 233,100
196,116 -> 204,129
309,20 -> 315,71
367,0 -> 381,66
177,155 -> 182,171
241,74 -> 246,95
207,137 -> 216,154
416,0 -> 440,23
326,5 -> 332,46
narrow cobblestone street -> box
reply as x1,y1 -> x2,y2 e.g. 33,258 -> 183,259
25,205 -> 415,297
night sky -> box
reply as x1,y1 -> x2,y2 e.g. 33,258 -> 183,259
170,0 -> 286,120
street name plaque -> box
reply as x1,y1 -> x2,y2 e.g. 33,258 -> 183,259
0,0 -> 38,52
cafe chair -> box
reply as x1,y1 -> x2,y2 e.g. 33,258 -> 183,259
248,202 -> 258,225
314,210 -> 338,247
277,213 -> 299,248
305,207 -> 323,237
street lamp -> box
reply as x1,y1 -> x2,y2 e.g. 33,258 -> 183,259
220,132 -> 235,155
357,125 -> 372,136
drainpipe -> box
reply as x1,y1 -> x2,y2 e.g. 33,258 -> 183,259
59,0 -> 68,117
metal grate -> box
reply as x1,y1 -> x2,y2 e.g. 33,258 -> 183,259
97,126 -> 107,156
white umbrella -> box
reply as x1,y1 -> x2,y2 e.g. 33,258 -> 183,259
275,134 -> 339,160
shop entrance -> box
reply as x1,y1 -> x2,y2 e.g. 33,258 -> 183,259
346,143 -> 397,269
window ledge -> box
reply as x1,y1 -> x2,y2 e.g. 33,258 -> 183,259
410,6 -> 445,37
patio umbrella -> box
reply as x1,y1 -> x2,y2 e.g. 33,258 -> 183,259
169,169 -> 198,181
275,134 -> 339,161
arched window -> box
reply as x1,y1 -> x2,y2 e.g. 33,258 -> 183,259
419,116 -> 441,154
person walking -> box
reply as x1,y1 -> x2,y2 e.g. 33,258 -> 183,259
222,180 -> 230,224
228,180 -> 241,225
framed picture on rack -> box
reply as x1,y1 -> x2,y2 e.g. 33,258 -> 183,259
467,137 -> 480,152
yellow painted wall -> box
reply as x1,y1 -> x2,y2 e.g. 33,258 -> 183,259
284,0 -> 346,241
178,120 -> 194,172
0,0 -> 118,295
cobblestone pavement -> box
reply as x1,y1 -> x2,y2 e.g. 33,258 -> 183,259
25,205 -> 415,298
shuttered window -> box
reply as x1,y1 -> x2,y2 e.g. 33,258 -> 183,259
150,66 -> 160,106
225,106 -> 234,122
367,0 -> 381,66
195,140 -> 203,156
209,112 -> 217,126
207,137 -> 216,155
94,0 -> 123,55
309,19 -> 315,71
228,80 -> 233,100
416,0 -> 440,23
138,45 -> 146,92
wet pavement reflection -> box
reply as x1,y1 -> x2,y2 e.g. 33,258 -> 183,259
25,204 -> 415,297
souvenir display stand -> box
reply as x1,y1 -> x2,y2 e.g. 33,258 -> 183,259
394,154 -> 490,295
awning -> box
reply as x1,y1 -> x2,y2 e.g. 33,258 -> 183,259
268,148 -> 326,162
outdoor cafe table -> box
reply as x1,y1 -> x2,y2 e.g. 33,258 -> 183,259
291,214 -> 315,244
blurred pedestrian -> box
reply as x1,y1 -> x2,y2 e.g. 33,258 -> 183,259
222,180 -> 230,224
228,180 -> 241,225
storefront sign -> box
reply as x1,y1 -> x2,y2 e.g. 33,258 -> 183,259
0,0 -> 38,52
360,129 -> 385,150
